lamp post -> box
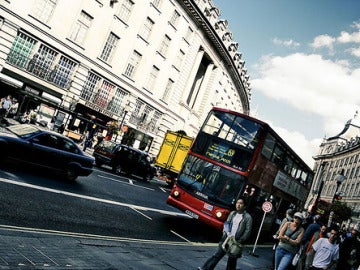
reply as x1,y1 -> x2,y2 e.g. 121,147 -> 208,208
114,102 -> 130,142
310,161 -> 327,214
332,169 -> 346,203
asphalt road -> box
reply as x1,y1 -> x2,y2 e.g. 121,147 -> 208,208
0,161 -> 222,244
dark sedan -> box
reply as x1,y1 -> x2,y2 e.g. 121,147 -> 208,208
0,124 -> 94,181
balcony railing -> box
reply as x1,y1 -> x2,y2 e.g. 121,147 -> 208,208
6,50 -> 73,90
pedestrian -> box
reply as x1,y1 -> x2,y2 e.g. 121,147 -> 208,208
271,209 -> 294,270
336,229 -> 360,270
7,98 -> 18,118
0,95 -> 12,118
308,228 -> 339,270
304,225 -> 327,270
198,197 -> 253,270
298,214 -> 322,269
274,212 -> 305,270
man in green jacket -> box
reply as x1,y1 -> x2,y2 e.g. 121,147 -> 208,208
198,197 -> 253,270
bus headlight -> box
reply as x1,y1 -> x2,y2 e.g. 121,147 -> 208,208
173,190 -> 180,197
216,211 -> 223,218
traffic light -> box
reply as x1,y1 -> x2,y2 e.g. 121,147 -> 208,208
333,192 -> 342,201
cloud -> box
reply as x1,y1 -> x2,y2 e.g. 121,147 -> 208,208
252,52 -> 360,138
310,34 -> 336,49
347,47 -> 360,57
272,38 -> 300,48
337,30 -> 360,43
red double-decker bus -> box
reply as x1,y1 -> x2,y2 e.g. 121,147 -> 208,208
167,107 -> 314,233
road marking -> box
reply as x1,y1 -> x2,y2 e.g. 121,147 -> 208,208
0,224 -> 215,247
170,230 -> 192,243
130,207 -> 152,220
0,177 -> 188,218
97,174 -> 154,191
159,187 -> 168,193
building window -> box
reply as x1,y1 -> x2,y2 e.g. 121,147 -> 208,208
158,35 -> 171,57
93,80 -> 115,108
124,50 -> 141,78
139,17 -> 154,41
174,49 -> 185,70
100,32 -> 119,62
129,99 -> 161,133
107,88 -> 127,115
184,26 -> 193,43
27,44 -> 57,79
145,66 -> 159,92
33,0 -> 57,23
169,10 -> 180,28
69,10 -> 92,45
50,56 -> 76,88
162,79 -> 174,102
7,32 -> 37,69
81,71 -> 101,101
151,0 -> 162,9
117,0 -> 134,23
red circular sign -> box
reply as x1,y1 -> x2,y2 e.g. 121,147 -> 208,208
262,201 -> 273,213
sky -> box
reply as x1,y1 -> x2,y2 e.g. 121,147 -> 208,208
212,0 -> 360,168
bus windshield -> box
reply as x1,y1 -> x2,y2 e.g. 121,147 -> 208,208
191,110 -> 263,171
178,155 -> 246,207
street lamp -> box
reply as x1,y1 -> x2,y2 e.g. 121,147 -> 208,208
332,169 -> 346,203
114,102 -> 131,142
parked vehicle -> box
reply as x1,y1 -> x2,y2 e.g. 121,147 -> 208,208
0,124 -> 94,181
154,131 -> 193,186
93,141 -> 156,181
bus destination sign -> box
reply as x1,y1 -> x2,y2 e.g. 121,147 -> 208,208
205,142 -> 235,166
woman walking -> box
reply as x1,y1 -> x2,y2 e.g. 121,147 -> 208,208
274,212 -> 305,270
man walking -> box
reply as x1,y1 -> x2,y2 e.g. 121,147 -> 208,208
198,197 -> 253,270
308,228 -> 339,270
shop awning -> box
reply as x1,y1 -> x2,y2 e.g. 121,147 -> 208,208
0,73 -> 23,88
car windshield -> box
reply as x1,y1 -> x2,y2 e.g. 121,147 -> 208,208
98,140 -> 118,151
7,124 -> 41,139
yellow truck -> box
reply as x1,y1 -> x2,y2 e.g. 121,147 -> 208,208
155,131 -> 193,187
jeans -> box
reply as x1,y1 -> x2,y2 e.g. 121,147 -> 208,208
274,246 -> 294,270
201,245 -> 238,270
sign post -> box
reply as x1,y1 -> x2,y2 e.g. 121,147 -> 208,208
250,201 -> 273,257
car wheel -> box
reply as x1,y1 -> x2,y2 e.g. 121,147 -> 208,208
65,167 -> 78,181
112,164 -> 122,175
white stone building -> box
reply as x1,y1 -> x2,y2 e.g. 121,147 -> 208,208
308,113 -> 360,230
0,0 -> 251,156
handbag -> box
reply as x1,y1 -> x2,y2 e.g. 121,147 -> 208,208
221,235 -> 243,257
292,245 -> 303,266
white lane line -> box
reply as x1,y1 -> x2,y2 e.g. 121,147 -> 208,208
130,207 -> 152,220
0,224 -> 214,246
170,230 -> 192,243
159,187 -> 168,193
32,246 -> 60,266
0,177 -> 188,217
97,174 -> 154,191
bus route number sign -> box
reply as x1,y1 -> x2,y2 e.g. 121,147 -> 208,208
262,201 -> 272,213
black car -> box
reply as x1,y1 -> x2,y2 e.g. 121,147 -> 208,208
93,141 -> 156,181
0,124 -> 94,181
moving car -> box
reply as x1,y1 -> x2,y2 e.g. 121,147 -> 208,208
0,124 -> 94,181
93,141 -> 156,181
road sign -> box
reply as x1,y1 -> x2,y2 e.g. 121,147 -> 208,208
262,201 -> 272,213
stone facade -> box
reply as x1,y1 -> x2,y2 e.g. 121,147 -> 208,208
0,0 -> 250,157
307,113 -> 360,230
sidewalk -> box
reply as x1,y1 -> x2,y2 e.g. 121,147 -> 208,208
0,227 -> 273,270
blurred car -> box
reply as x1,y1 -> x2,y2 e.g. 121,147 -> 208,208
0,124 -> 94,181
93,141 -> 156,181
